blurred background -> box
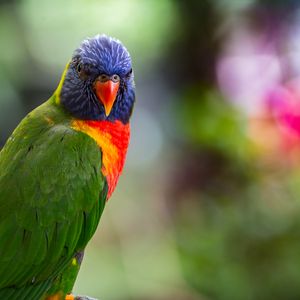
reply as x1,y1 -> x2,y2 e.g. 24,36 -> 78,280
2,0 -> 300,299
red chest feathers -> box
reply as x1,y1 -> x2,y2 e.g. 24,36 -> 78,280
71,120 -> 130,200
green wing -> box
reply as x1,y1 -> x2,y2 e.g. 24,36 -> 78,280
0,102 -> 106,299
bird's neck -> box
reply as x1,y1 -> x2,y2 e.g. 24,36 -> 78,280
71,119 -> 130,200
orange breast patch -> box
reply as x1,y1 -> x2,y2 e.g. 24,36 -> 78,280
71,119 -> 130,199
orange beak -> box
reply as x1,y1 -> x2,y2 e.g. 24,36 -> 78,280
94,79 -> 120,116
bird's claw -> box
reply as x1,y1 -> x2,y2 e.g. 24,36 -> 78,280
74,296 -> 98,300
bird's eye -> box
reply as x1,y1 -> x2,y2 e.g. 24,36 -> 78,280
76,63 -> 90,80
77,63 -> 82,74
126,69 -> 133,77
111,74 -> 120,83
99,74 -> 109,82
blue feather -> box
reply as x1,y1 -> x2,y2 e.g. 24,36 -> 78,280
60,35 -> 135,124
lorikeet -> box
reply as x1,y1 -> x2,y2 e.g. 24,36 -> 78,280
0,35 -> 135,300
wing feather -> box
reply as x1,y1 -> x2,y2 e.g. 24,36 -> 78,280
0,120 -> 106,296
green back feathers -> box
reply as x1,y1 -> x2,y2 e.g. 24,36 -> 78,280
0,98 -> 106,299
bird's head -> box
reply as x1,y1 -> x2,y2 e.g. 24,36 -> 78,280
57,35 -> 135,124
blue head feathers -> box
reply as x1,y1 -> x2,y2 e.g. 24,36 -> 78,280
60,35 -> 135,124
75,35 -> 132,76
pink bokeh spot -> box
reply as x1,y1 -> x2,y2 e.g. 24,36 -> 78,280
267,80 -> 300,152
217,54 -> 281,115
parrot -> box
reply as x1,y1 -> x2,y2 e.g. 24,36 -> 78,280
0,35 -> 135,300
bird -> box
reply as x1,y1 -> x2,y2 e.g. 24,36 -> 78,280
0,35 -> 135,300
